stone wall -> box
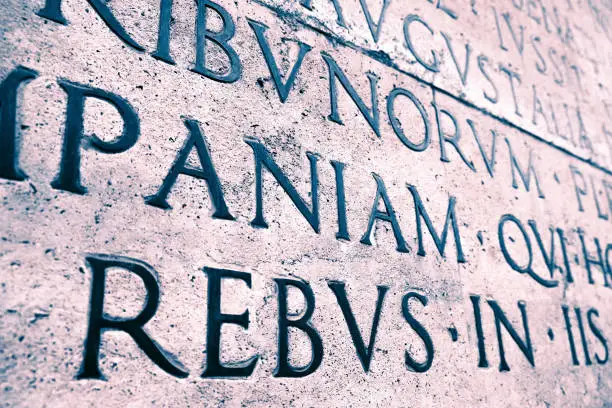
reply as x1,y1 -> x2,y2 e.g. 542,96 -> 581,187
1,0 -> 611,406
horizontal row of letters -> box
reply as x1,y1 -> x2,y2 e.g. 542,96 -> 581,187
74,253 -> 609,380
2,65 -> 611,288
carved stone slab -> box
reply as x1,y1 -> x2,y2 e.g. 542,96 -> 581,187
1,0 -> 611,406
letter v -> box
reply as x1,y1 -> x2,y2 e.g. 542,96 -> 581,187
467,119 -> 497,178
359,0 -> 390,43
248,19 -> 313,103
441,32 -> 472,86
328,281 -> 388,372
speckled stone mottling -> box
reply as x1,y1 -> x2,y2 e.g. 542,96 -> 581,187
1,0 -> 611,406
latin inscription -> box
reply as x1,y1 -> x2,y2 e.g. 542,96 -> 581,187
0,0 -> 610,404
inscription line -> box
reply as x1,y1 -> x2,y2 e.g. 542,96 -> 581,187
252,0 -> 612,177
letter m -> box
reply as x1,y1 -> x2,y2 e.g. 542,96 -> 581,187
407,184 -> 466,263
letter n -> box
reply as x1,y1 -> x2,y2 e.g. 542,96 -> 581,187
321,52 -> 380,137
245,138 -> 319,233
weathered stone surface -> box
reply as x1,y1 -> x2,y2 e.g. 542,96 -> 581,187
1,0 -> 611,406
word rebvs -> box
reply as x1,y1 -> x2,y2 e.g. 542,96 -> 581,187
74,253 -> 609,380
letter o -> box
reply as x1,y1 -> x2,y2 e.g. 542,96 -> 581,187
387,87 -> 431,152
